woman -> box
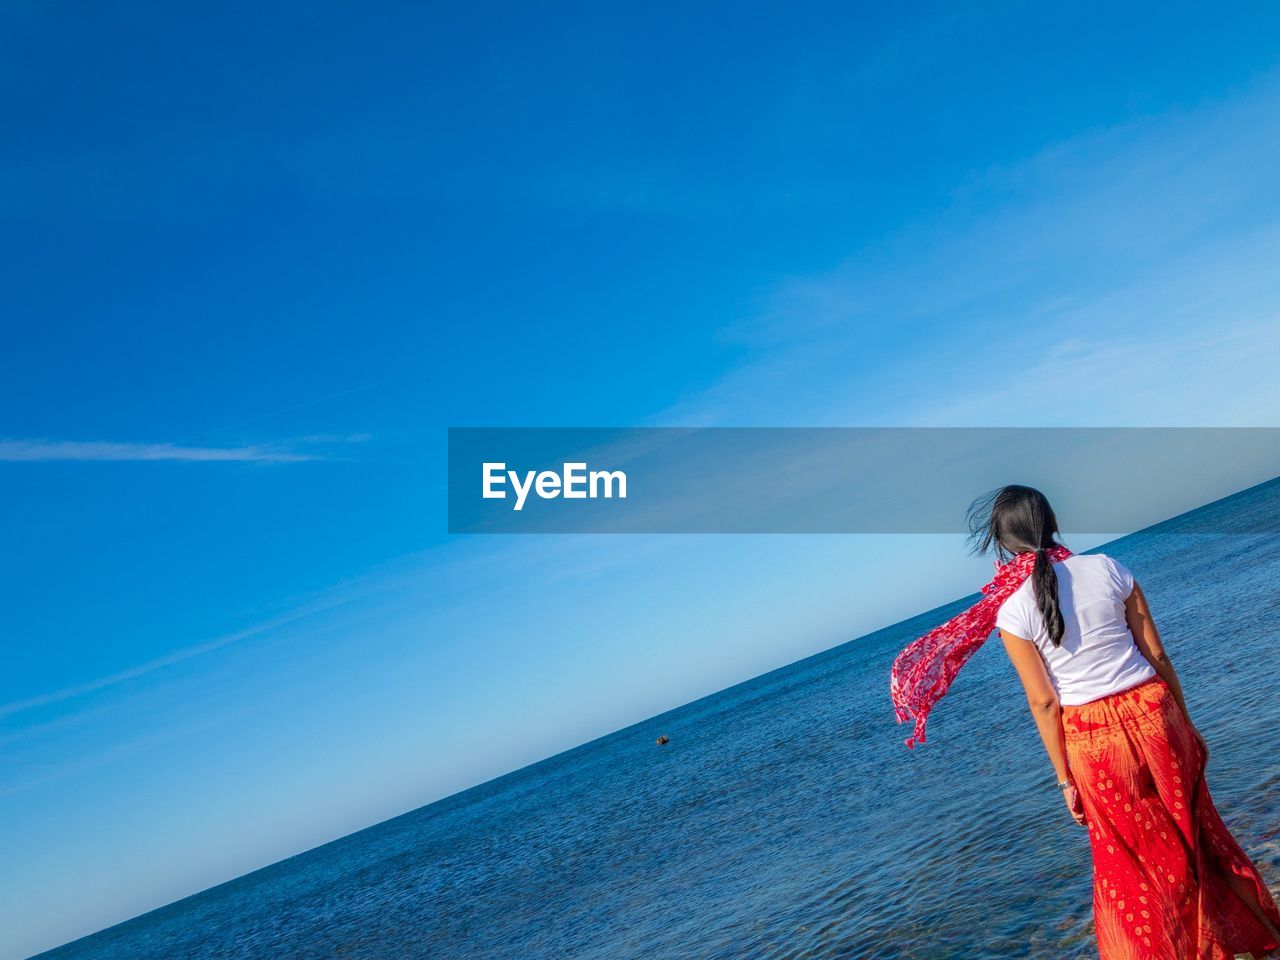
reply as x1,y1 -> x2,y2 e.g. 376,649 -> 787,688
889,485 -> 1280,960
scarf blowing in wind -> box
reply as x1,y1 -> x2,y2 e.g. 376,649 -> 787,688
890,544 -> 1072,748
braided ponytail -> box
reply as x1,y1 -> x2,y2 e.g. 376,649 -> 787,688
1032,546 -> 1066,646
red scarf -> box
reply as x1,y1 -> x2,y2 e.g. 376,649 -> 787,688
890,544 -> 1072,748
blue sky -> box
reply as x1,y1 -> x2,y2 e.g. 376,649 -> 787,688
5,3 -> 1280,956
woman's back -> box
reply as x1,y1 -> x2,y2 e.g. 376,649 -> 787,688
995,553 -> 1155,705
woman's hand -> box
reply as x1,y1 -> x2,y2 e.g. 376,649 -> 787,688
1063,784 -> 1086,826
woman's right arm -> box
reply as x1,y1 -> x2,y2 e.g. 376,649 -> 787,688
1126,580 -> 1207,755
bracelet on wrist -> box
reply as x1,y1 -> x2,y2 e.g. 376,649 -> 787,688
1056,777 -> 1074,790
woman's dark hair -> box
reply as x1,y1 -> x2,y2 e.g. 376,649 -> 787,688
967,485 -> 1067,645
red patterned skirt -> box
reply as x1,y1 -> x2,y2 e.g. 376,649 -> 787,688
1063,676 -> 1280,959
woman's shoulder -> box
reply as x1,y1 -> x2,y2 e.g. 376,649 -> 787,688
1066,550 -> 1124,569
1066,551 -> 1136,593
1064,551 -> 1111,567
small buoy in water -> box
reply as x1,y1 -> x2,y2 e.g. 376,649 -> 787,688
656,735 -> 669,746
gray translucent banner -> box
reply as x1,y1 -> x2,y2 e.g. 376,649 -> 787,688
447,428 -> 1280,534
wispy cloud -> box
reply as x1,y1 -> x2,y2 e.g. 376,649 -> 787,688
650,71 -> 1280,430
0,710 -> 246,800
0,548 -> 434,724
0,439 -> 318,463
5,569 -> 437,734
0,380 -> 384,464
0,609 -> 323,719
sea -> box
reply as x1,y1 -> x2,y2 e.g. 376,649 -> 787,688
35,480 -> 1280,960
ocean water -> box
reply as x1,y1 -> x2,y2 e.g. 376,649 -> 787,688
37,481 -> 1280,960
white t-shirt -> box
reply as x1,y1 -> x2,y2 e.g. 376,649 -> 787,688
995,553 -> 1155,706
